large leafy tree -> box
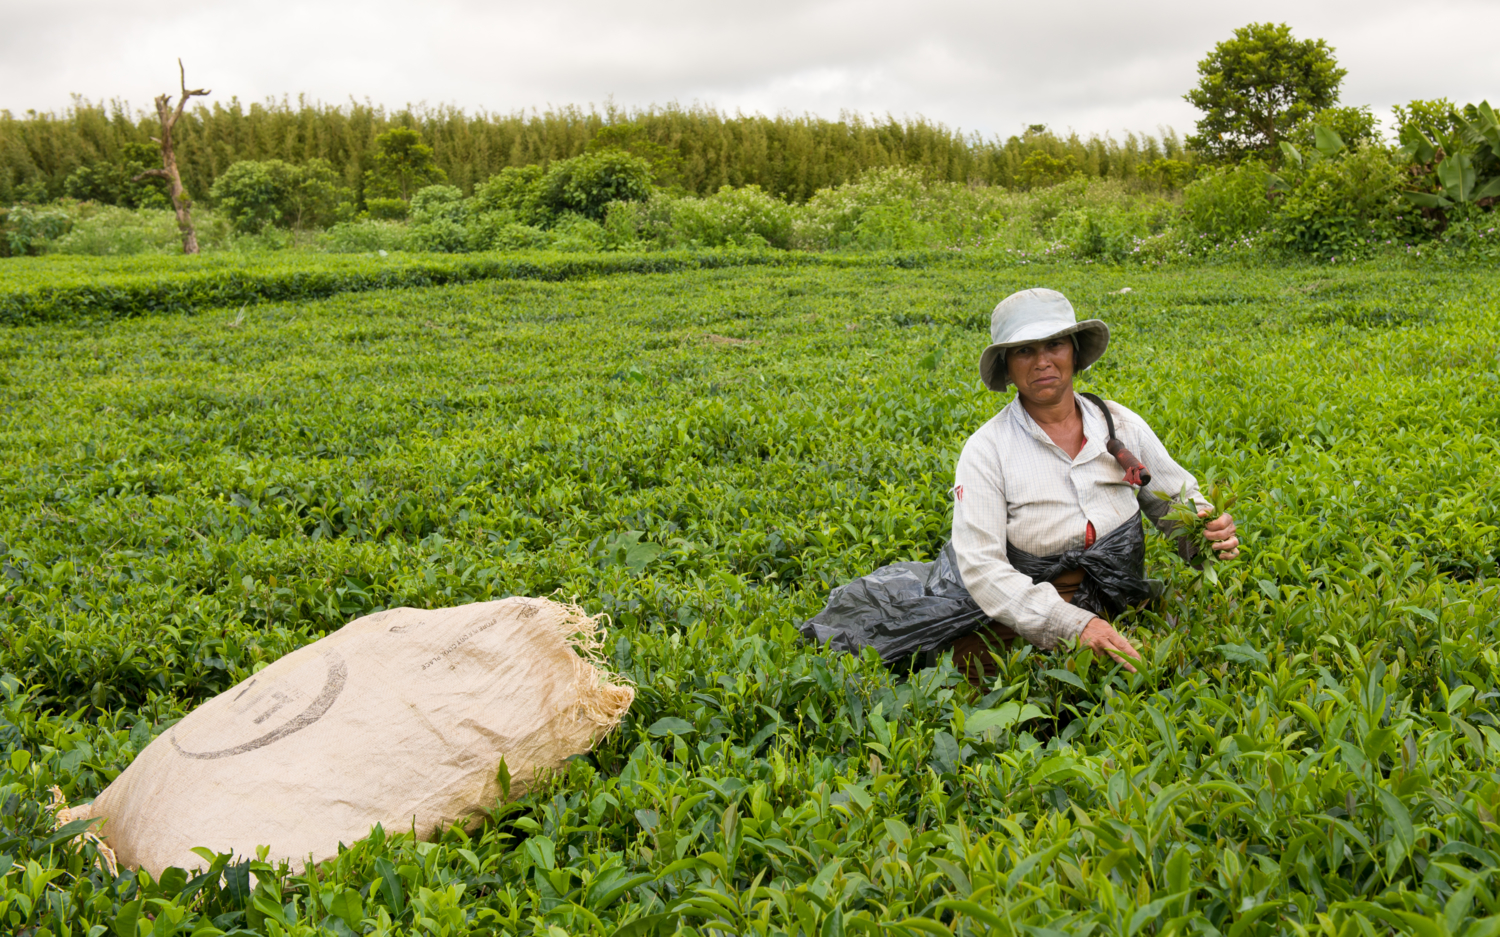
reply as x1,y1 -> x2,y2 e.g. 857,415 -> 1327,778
1185,22 -> 1346,162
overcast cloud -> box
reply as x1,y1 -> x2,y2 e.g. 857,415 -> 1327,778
3,0 -> 1497,139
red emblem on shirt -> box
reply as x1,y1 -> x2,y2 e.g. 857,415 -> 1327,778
954,485 -> 964,502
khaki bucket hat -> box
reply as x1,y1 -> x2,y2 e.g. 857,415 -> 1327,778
978,288 -> 1110,391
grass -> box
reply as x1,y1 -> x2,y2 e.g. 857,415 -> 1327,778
1,257 -> 1499,935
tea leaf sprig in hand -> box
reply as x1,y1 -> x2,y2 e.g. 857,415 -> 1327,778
1159,478 -> 1238,563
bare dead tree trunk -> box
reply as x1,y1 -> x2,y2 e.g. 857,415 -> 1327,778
134,60 -> 210,254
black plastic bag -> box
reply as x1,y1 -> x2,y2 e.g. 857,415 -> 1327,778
798,542 -> 989,663
799,513 -> 1157,663
1005,512 -> 1157,621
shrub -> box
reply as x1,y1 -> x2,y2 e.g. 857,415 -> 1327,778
796,168 -> 935,249
601,203 -> 641,250
473,150 -> 654,228
61,143 -> 171,209
1139,158 -> 1198,190
364,198 -> 409,221
210,159 -> 350,233
1053,198 -> 1178,262
466,213 -> 553,251
409,185 -> 466,225
1270,144 -> 1404,257
224,226 -> 295,253
549,213 -> 608,251
406,219 -> 469,253
652,185 -> 796,249
321,220 -> 408,253
549,149 -> 654,221
1392,98 -> 1460,145
45,206 -> 180,255
1436,212 -> 1500,261
844,202 -> 936,250
406,186 -> 470,252
4,203 -> 72,255
287,159 -> 352,229
1394,100 -> 1500,223
1016,176 -> 1168,245
472,166 -> 546,225
210,161 -> 293,233
1181,162 -> 1276,242
1018,152 -> 1079,189
1291,106 -> 1381,151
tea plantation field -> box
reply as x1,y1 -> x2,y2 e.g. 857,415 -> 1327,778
2,255 -> 1499,936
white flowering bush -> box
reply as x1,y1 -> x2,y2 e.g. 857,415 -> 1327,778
41,204 -> 181,256
617,186 -> 795,249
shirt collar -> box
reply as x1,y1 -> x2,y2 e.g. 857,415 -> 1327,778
1004,392 -> 1109,464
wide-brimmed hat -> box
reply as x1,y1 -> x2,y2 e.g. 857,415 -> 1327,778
978,288 -> 1110,391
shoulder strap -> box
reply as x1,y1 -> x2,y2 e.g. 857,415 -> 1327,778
1079,392 -> 1117,441
1079,392 -> 1151,487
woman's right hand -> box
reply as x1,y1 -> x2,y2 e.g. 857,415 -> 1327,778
1080,617 -> 1141,672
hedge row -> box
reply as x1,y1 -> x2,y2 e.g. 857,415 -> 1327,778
0,249 -> 970,325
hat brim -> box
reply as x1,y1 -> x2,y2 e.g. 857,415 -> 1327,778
978,319 -> 1110,391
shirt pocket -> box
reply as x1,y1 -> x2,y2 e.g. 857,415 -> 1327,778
1085,461 -> 1140,521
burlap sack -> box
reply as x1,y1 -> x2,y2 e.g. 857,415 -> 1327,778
73,597 -> 633,877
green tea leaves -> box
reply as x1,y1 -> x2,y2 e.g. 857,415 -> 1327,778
600,531 -> 663,572
1214,643 -> 1268,667
496,755 -> 512,801
963,701 -> 1045,740
326,888 -> 363,931
373,857 -> 405,915
3,258 -> 1500,937
1041,667 -> 1090,691
1376,787 -> 1416,876
646,717 -> 695,738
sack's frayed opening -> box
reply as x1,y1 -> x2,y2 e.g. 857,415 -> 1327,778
49,786 -> 118,877
547,596 -> 636,735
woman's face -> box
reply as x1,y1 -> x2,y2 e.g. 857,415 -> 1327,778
1006,337 -> 1076,406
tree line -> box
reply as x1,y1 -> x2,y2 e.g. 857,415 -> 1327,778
0,99 -> 1192,209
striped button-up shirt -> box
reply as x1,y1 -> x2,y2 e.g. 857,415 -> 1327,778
951,393 -> 1206,649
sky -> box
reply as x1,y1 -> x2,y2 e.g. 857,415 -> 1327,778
3,0 -> 1497,140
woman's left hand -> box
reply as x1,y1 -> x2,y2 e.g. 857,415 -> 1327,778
1199,510 -> 1240,559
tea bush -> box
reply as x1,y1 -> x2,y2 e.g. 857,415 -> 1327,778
1,257 -> 1499,935
0,249 -> 830,324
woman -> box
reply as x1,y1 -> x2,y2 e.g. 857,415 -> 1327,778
951,288 -> 1240,672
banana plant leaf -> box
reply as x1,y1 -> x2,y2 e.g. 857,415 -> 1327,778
1475,176 -> 1500,201
1313,125 -> 1346,159
1457,101 -> 1500,154
1278,141 -> 1304,169
1400,190 -> 1451,209
1399,124 -> 1437,165
1436,153 -> 1476,203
